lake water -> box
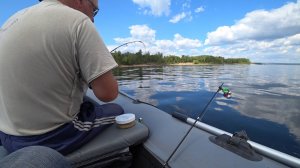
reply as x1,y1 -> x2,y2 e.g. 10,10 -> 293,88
113,64 -> 300,158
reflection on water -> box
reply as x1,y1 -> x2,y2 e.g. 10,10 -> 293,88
114,64 -> 300,158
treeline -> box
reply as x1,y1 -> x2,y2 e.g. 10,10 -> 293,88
111,50 -> 251,65
112,50 -> 165,65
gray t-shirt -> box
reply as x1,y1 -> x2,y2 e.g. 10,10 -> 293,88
0,0 -> 118,136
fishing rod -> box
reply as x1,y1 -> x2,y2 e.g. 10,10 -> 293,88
163,83 -> 231,167
110,40 -> 146,53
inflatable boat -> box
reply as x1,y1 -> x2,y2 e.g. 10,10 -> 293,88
71,89 -> 300,167
1,89 -> 300,168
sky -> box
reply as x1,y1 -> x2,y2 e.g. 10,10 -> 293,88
1,0 -> 300,63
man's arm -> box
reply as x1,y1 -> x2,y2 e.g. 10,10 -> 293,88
90,70 -> 118,102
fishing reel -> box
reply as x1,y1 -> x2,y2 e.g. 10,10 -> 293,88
219,86 -> 232,98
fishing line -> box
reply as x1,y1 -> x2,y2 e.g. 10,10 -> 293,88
163,83 -> 231,167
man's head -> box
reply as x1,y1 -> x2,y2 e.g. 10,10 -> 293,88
75,0 -> 98,22
41,0 -> 99,22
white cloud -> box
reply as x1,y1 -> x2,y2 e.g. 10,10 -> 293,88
129,25 -> 156,42
111,2 -> 300,63
182,0 -> 191,10
174,34 -> 201,48
154,34 -> 201,53
203,35 -> 300,63
195,6 -> 205,13
169,11 -> 193,23
284,34 -> 300,45
112,25 -> 156,53
111,25 -> 202,56
169,0 -> 196,23
169,12 -> 187,23
201,1 -> 300,63
110,24 -> 299,63
205,1 -> 300,45
132,0 -> 171,16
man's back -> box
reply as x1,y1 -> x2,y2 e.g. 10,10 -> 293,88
0,0 -> 115,136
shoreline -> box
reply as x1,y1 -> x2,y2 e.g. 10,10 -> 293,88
170,62 -> 210,66
118,62 -> 250,67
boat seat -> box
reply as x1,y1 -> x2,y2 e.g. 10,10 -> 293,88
66,121 -> 149,167
0,121 -> 149,167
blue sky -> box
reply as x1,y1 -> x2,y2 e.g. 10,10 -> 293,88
1,0 -> 300,63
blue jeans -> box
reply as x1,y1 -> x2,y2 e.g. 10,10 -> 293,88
0,146 -> 70,168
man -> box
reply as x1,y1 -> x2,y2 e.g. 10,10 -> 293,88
0,0 -> 124,155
